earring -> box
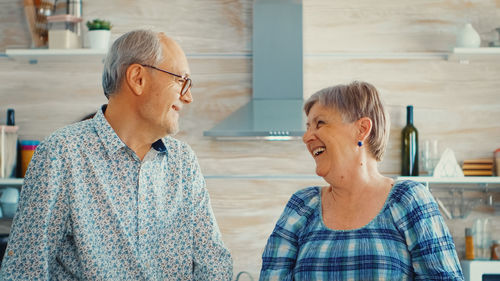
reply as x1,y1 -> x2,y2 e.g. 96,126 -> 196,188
357,141 -> 363,147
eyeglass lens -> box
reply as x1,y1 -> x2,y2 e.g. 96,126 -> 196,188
181,79 -> 192,96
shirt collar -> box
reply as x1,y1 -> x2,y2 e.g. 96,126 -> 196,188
92,105 -> 168,155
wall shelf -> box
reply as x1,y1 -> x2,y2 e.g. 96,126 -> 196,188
4,49 -> 500,63
447,47 -> 500,62
397,176 -> 500,186
305,52 -> 447,60
397,176 -> 500,219
0,178 -> 23,187
5,48 -> 107,64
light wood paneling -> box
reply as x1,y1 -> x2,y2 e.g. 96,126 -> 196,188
207,178 -> 326,279
83,0 -> 253,53
1,0 -> 500,279
0,1 -> 30,49
304,0 -> 500,52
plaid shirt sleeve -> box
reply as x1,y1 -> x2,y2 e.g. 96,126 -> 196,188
390,181 -> 464,281
259,188 -> 317,281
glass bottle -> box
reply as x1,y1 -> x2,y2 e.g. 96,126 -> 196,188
465,228 -> 474,260
401,105 -> 419,176
491,240 -> 500,260
6,109 -> 15,126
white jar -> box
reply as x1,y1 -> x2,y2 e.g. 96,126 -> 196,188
456,23 -> 481,48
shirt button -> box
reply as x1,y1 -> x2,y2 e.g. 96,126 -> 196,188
140,195 -> 146,201
8,250 -> 13,256
140,229 -> 147,236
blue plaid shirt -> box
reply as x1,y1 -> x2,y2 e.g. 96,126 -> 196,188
0,106 -> 232,280
260,180 -> 463,280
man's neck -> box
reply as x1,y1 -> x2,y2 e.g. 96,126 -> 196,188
104,98 -> 159,160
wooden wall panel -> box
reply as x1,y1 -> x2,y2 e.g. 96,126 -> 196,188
0,0 -> 30,49
304,58 -> 500,173
304,0 -> 500,52
1,0 -> 500,279
83,0 -> 253,53
207,178 -> 327,279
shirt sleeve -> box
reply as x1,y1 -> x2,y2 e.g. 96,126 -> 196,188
189,154 -> 233,281
391,181 -> 464,281
0,140 -> 69,280
260,189 -> 315,281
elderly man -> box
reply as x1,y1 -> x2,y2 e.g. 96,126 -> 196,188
0,30 -> 232,280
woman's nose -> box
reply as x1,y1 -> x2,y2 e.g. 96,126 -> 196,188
302,128 -> 315,144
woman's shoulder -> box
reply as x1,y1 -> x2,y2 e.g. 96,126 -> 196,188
389,179 -> 435,208
274,186 -> 321,234
290,186 -> 321,206
282,186 -> 321,217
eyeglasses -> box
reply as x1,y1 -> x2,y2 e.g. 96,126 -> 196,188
141,64 -> 192,97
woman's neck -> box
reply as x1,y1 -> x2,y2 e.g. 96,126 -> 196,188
325,158 -> 392,201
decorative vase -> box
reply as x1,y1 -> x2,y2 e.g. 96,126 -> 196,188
456,23 -> 481,48
88,30 -> 110,50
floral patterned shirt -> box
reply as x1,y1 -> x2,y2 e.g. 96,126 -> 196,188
0,106 -> 233,281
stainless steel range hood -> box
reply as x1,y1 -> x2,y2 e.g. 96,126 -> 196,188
203,0 -> 304,140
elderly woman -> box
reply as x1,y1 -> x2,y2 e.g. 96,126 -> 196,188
260,81 -> 463,280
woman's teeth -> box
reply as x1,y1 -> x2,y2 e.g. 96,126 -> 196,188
313,147 -> 325,156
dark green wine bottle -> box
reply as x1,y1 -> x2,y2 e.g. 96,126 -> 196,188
401,105 -> 419,176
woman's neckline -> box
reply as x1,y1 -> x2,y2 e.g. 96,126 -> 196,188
316,181 -> 401,232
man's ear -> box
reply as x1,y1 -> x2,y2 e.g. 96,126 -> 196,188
357,117 -> 373,142
125,64 -> 148,96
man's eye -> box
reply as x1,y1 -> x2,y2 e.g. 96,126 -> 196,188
316,120 -> 324,128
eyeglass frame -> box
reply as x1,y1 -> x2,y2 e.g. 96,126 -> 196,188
141,64 -> 192,97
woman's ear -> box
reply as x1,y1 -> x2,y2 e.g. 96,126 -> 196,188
357,117 -> 373,142
125,64 -> 147,96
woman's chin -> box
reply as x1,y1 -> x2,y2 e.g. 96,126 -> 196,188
315,167 -> 328,178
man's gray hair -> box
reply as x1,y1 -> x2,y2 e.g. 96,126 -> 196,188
102,29 -> 163,99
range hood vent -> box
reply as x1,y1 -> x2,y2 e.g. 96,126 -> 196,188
203,0 -> 304,140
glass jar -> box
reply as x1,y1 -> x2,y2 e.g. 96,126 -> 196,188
492,240 -> 500,260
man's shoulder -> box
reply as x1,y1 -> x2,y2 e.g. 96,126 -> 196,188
162,136 -> 195,157
42,120 -> 95,149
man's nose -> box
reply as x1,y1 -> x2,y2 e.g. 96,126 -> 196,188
181,88 -> 193,104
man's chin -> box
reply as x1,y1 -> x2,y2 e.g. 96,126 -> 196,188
165,125 -> 179,136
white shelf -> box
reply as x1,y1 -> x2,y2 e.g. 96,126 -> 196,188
5,48 -> 107,64
447,47 -> 500,62
0,178 -> 23,187
305,52 -> 447,60
397,176 -> 500,184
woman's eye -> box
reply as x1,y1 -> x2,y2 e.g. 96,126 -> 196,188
316,120 -> 325,128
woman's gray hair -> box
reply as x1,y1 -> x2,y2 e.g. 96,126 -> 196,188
304,81 -> 391,161
102,29 -> 163,99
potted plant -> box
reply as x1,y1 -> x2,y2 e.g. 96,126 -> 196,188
86,19 -> 112,49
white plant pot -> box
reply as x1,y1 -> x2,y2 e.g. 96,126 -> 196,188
456,23 -> 481,48
88,30 -> 111,50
